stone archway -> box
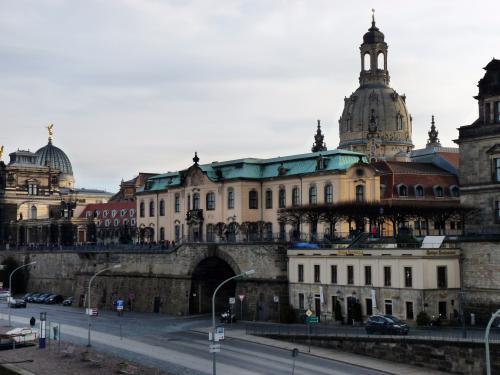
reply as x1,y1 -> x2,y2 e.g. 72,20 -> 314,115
189,257 -> 236,315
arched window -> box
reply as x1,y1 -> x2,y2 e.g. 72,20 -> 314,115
398,185 -> 408,197
396,114 -> 403,130
206,224 -> 214,242
249,190 -> 258,209
363,53 -> 370,71
265,189 -> 273,209
415,185 -> 424,197
324,184 -> 333,204
377,52 -> 384,70
356,185 -> 365,202
160,227 -> 165,241
279,188 -> 286,208
434,186 -> 444,198
187,194 -> 191,210
309,186 -> 317,205
193,193 -> 200,210
450,186 -> 460,198
206,192 -> 215,210
139,201 -> 145,218
174,225 -> 180,242
149,200 -> 155,217
292,187 -> 300,207
159,200 -> 165,216
31,205 -> 37,219
227,188 -> 235,209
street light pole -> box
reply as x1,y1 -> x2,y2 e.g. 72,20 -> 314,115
485,308 -> 500,375
211,269 -> 255,375
8,261 -> 36,327
87,264 -> 121,347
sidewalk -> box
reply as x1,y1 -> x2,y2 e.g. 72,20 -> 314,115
192,325 -> 450,375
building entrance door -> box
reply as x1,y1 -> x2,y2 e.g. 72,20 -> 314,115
346,296 -> 356,324
438,301 -> 447,319
314,295 -> 321,321
153,296 -> 161,313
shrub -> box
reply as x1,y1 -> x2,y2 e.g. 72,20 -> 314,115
416,311 -> 431,326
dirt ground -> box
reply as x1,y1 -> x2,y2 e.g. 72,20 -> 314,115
0,339 -> 172,375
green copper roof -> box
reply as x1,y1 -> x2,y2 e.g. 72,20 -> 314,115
138,149 -> 367,193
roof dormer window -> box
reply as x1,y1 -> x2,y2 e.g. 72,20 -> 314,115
434,185 -> 444,198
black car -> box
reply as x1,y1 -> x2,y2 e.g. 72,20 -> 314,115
9,299 -> 27,308
21,292 -> 34,302
365,315 -> 410,335
45,294 -> 63,304
26,293 -> 41,303
34,293 -> 52,303
62,296 -> 73,306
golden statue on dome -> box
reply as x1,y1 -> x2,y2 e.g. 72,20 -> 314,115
0,145 -> 4,160
47,124 -> 54,142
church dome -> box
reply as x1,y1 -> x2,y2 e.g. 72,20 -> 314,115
35,140 -> 74,176
337,16 -> 413,160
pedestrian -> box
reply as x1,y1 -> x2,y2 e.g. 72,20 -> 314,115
29,316 -> 36,328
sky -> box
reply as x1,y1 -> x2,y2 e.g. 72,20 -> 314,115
0,0 -> 498,192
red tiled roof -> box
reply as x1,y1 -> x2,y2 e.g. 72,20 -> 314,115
79,201 -> 136,227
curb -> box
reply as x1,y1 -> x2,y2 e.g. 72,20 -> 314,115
0,364 -> 36,375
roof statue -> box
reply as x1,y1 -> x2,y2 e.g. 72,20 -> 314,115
193,151 -> 200,165
311,120 -> 327,152
426,115 -> 441,148
0,145 -> 4,161
47,124 -> 54,143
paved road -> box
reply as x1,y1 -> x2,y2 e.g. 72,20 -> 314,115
0,303 -> 388,375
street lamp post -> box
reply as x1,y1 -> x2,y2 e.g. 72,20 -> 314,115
8,261 -> 36,326
87,264 -> 121,347
211,269 -> 255,375
485,308 -> 500,375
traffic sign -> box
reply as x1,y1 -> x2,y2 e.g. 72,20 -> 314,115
209,343 -> 221,353
86,308 -> 98,316
238,294 -> 245,302
306,316 -> 319,324
229,297 -> 236,305
273,296 -> 279,303
305,309 -> 313,317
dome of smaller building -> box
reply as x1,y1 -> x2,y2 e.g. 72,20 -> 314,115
35,140 -> 74,176
363,23 -> 385,44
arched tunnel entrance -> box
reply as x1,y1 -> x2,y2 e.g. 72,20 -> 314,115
189,257 -> 236,315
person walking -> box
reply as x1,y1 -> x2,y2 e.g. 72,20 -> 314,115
29,316 -> 36,328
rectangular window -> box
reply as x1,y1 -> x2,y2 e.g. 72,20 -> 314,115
450,221 -> 456,230
404,267 -> 413,288
227,189 -> 234,209
298,264 -> 304,282
437,266 -> 447,288
279,223 -> 286,241
265,190 -> 273,209
314,265 -> 320,283
331,265 -> 337,284
384,299 -> 393,315
495,101 -> 500,123
278,189 -> 286,208
299,293 -> 305,310
347,265 -> 354,285
249,191 -> 258,209
364,266 -> 372,286
384,266 -> 391,287
332,296 -> 337,316
406,301 -> 414,320
495,159 -> 500,182
496,201 -> 500,222
174,194 -> 180,213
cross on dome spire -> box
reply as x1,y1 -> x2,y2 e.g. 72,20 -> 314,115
311,119 -> 327,153
372,8 -> 376,27
426,115 -> 441,148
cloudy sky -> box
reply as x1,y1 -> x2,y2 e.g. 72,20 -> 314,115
0,0 -> 498,191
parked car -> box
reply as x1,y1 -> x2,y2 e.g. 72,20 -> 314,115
62,296 -> 73,306
9,299 -> 27,308
0,289 -> 11,301
21,292 -> 34,302
33,293 -> 52,303
365,315 -> 410,335
45,294 -> 63,304
26,293 -> 41,303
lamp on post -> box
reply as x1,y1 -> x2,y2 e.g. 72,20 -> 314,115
39,311 -> 47,348
87,264 -> 121,347
8,261 -> 36,327
211,269 -> 255,375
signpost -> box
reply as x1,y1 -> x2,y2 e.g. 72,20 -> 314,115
116,299 -> 124,316
274,296 -> 280,323
305,310 -> 318,353
86,308 -> 98,316
209,343 -> 221,353
229,297 -> 235,305
306,316 -> 319,324
291,348 -> 299,375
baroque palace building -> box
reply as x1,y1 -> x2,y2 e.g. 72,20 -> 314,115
0,127 -> 112,247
